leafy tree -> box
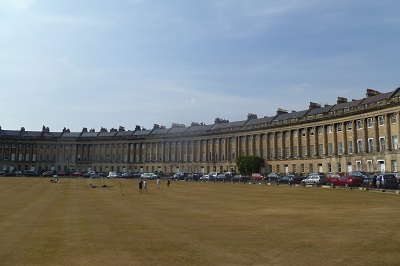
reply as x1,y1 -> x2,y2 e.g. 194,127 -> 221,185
235,155 -> 265,176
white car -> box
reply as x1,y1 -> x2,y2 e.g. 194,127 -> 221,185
107,171 -> 119,178
140,173 -> 158,179
200,175 -> 210,181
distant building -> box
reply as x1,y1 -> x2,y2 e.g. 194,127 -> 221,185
1,87 -> 400,175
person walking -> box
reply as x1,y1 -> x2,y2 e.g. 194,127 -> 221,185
166,179 -> 170,188
376,175 -> 381,189
138,179 -> 143,194
143,179 -> 148,193
156,178 -> 161,189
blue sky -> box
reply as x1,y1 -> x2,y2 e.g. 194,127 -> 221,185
1,0 -> 399,132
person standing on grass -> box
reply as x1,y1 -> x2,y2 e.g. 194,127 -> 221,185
143,179 -> 148,193
138,179 -> 143,194
166,179 -> 170,188
157,178 -> 161,189
376,175 -> 381,189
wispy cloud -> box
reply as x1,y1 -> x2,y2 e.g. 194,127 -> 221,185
58,58 -> 82,76
33,14 -> 98,26
0,0 -> 36,10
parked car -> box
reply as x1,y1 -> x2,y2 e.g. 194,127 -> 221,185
24,170 -> 40,177
267,173 -> 282,181
348,171 -> 370,179
186,173 -> 201,181
71,172 -> 84,177
392,173 -> 400,184
199,175 -> 210,181
173,172 -> 187,180
215,173 -> 233,182
231,175 -> 245,182
132,173 -> 142,178
301,173 -> 329,186
141,173 -> 158,179
380,174 -> 399,189
208,172 -> 218,180
107,171 -> 120,178
89,173 -> 102,178
57,171 -> 68,176
83,171 -> 98,178
5,170 -> 24,176
328,175 -> 364,187
277,174 -> 303,185
251,173 -> 264,180
121,172 -> 133,178
42,171 -> 55,177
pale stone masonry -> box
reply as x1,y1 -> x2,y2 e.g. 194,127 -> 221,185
1,88 -> 400,175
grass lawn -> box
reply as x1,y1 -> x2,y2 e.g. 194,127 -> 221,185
0,177 -> 399,266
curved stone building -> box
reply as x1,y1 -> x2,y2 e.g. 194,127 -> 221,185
1,87 -> 399,176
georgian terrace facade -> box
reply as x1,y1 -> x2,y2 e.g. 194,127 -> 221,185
1,88 -> 400,176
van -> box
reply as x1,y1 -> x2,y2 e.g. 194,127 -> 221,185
24,170 -> 39,177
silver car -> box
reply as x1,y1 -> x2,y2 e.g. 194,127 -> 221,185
301,173 -> 329,186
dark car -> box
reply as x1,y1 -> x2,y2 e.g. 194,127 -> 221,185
348,171 -> 370,179
215,173 -> 232,182
132,173 -> 142,178
24,170 -> 39,177
277,174 -> 303,185
267,173 -> 282,181
186,173 -> 201,181
328,175 -> 364,187
4,171 -> 17,176
232,175 -> 246,182
121,172 -> 133,178
380,174 -> 399,189
173,172 -> 187,180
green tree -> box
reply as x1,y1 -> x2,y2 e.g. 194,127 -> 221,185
235,155 -> 265,176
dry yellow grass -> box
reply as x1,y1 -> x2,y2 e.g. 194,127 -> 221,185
0,177 -> 399,266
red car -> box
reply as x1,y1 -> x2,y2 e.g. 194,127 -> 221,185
71,172 -> 84,177
251,173 -> 264,180
328,175 -> 364,187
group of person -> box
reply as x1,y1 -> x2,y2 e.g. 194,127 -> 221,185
138,178 -> 170,193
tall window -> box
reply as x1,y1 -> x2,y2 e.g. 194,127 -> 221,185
357,140 -> 363,153
319,144 -> 324,156
310,145 -> 315,157
338,142 -> 343,155
391,114 -> 397,124
391,160 -> 397,172
392,136 -> 398,150
356,120 -> 363,130
368,138 -> 374,153
378,116 -> 384,126
348,141 -> 353,154
293,146 -> 298,158
302,146 -> 306,157
328,143 -> 333,156
379,137 -> 386,151
337,162 -> 342,173
367,118 -> 373,128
